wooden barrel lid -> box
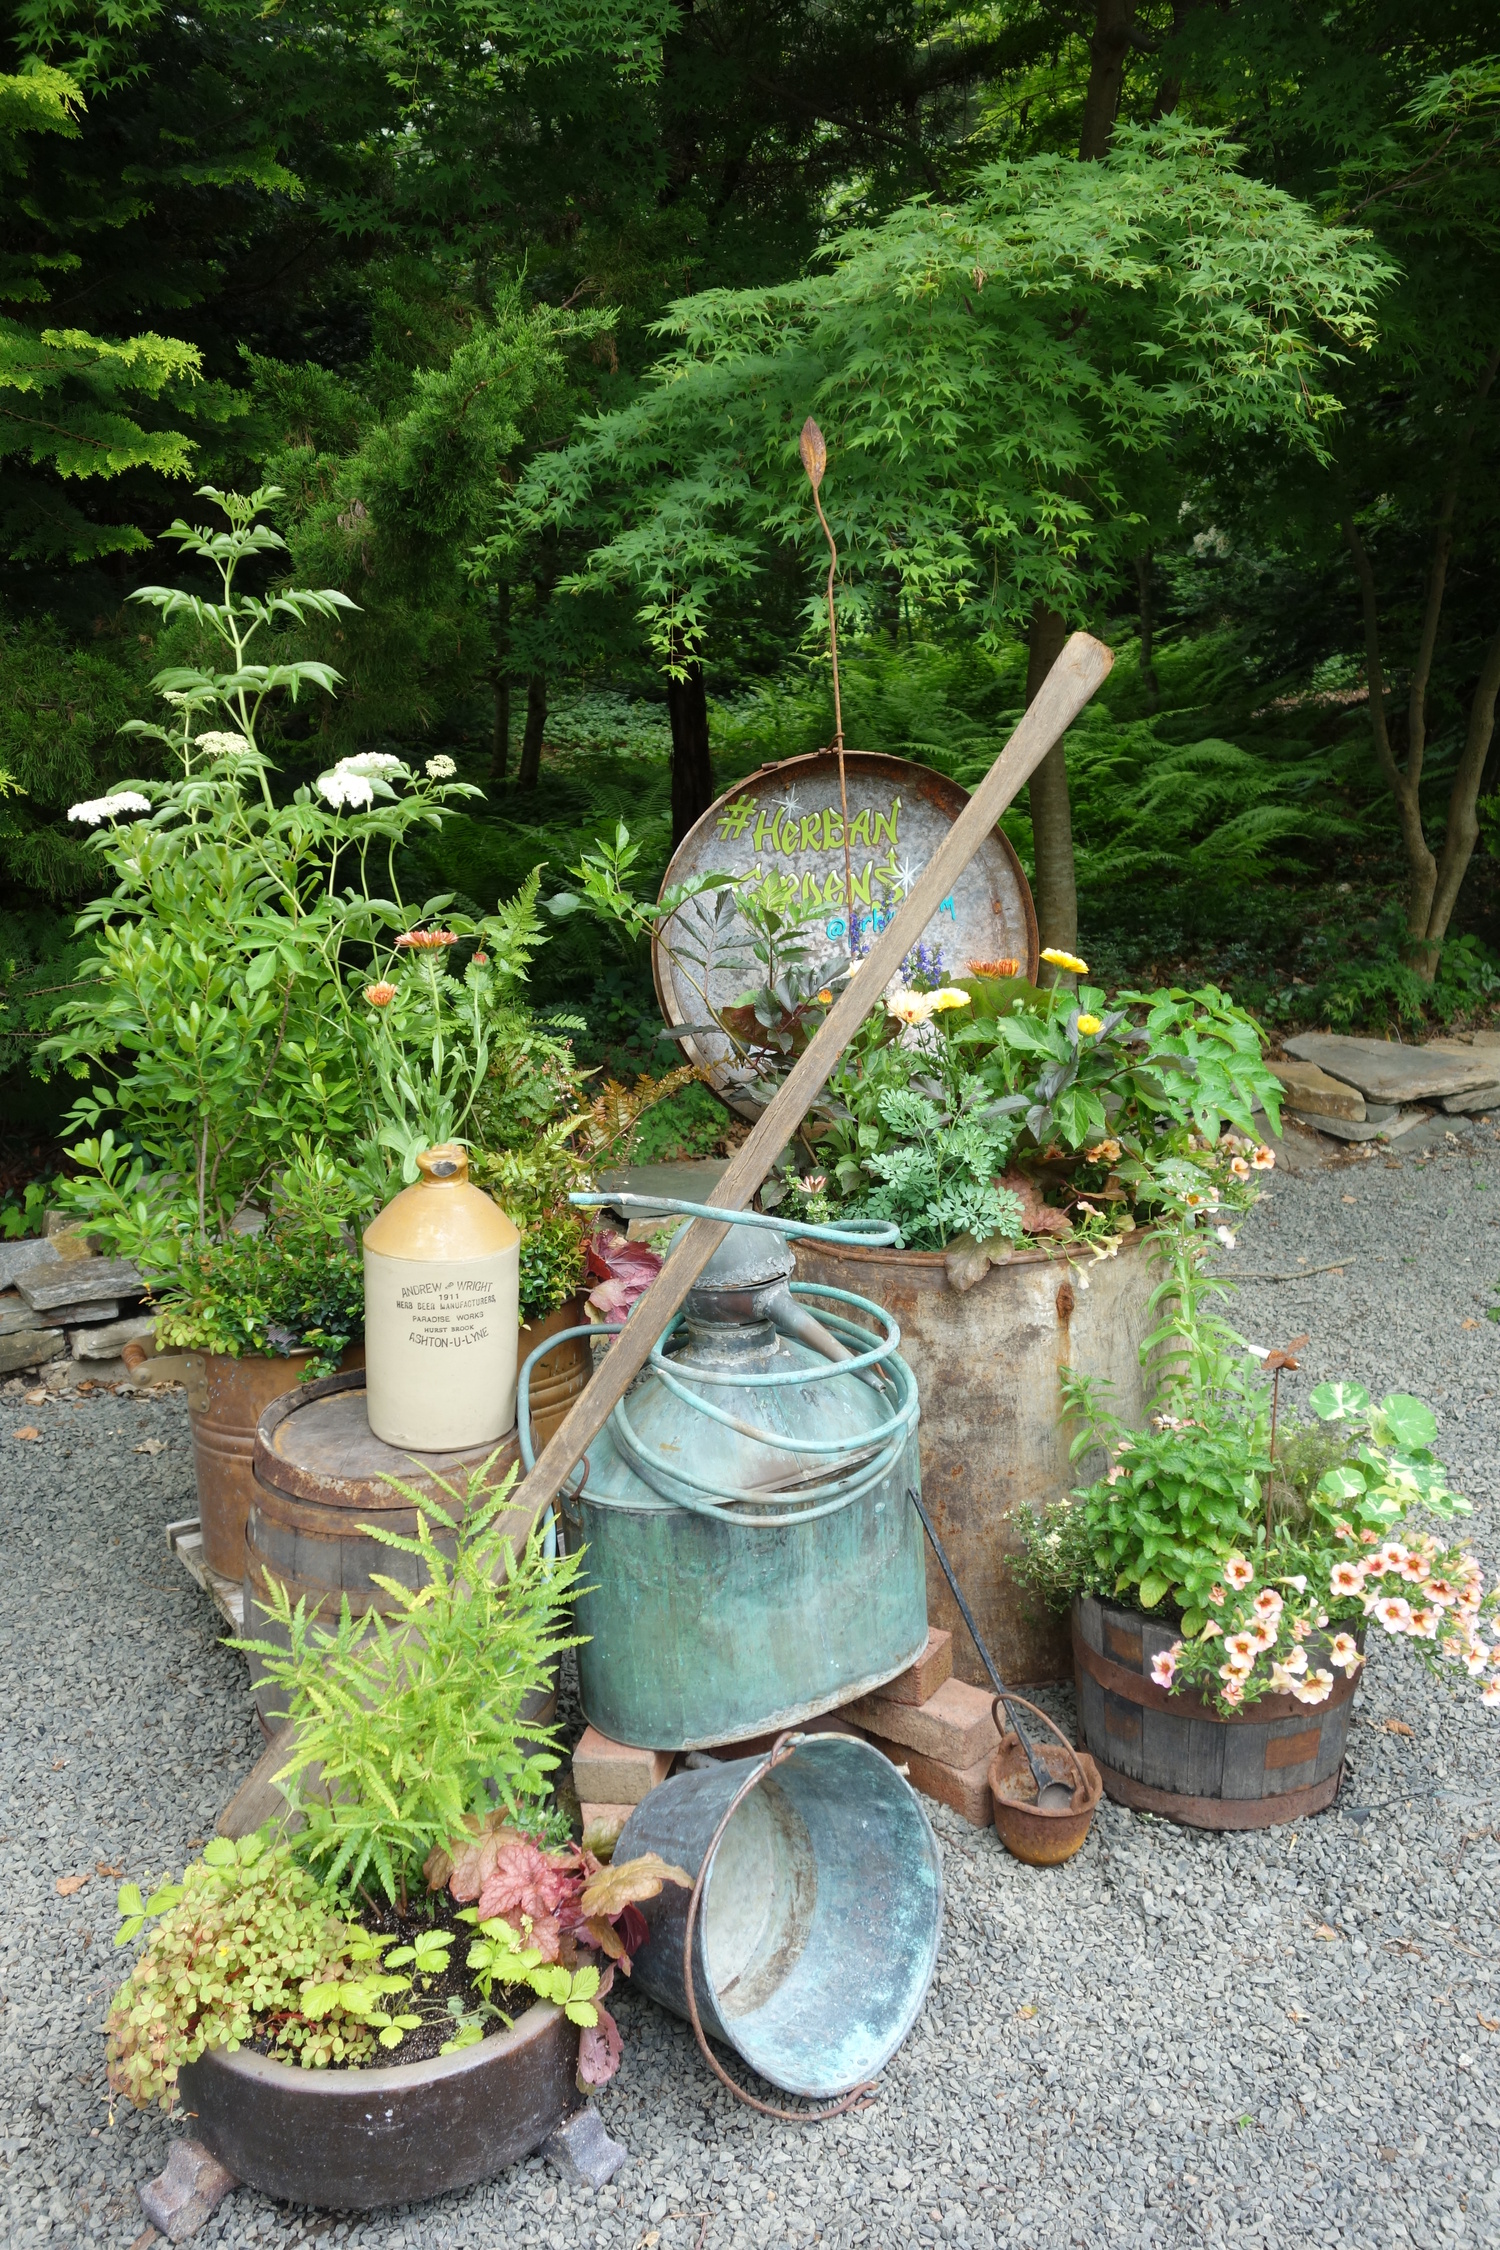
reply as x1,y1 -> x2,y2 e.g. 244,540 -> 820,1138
253,1370 -> 520,1513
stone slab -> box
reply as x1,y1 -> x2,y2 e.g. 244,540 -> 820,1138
0,1238 -> 57,1292
543,2105 -> 628,2190
1268,1060 -> 1365,1120
1310,1108 -> 1430,1144
49,1300 -> 122,1328
0,1328 -> 64,1375
138,2137 -> 238,2241
1442,1083 -> 1500,1115
74,1315 -> 157,1360
0,1291 -> 43,1338
1282,1033 -> 1499,1103
17,1256 -> 142,1311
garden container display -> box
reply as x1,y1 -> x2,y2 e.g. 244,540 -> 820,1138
363,1141 -> 520,1451
521,1204 -> 927,1750
794,1231 -> 1160,1684
1072,1594 -> 1360,1829
245,1369 -> 528,1724
185,1340 -> 365,1581
617,1732 -> 942,2100
177,2000 -> 578,2208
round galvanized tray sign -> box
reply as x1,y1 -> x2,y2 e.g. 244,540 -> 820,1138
653,752 -> 1037,1096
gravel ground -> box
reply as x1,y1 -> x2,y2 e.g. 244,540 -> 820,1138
2,1124 -> 1499,2250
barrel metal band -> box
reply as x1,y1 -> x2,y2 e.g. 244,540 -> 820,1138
1091,1755 -> 1346,1830
1071,1620 -> 1359,1727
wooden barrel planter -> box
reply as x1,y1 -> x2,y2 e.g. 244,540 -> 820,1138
1072,1595 -> 1360,1830
184,1343 -> 366,1581
179,2000 -> 579,2208
245,1370 -> 535,1725
792,1232 -> 1160,1686
519,1293 -> 592,1451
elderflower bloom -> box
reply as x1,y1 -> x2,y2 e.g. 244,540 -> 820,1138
317,767 -> 375,810
337,751 -> 406,776
194,730 -> 250,756
425,754 -> 458,779
68,791 -> 151,825
1041,947 -> 1088,975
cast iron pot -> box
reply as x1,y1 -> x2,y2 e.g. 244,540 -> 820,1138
177,2001 -> 580,2209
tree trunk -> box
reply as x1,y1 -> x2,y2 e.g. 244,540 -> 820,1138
1341,337 -> 1500,980
668,658 -> 714,844
517,672 -> 546,790
1135,552 -> 1159,711
1078,0 -> 1139,160
1026,604 -> 1078,982
490,583 -> 512,782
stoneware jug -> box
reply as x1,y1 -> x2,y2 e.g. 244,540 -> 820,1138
362,1143 -> 520,1450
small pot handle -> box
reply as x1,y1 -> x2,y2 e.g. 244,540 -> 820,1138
992,1693 -> 1090,1802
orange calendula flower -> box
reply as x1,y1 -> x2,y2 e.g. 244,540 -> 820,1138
396,928 -> 458,950
364,981 -> 397,1007
967,958 -> 1020,979
817,988 -> 833,1005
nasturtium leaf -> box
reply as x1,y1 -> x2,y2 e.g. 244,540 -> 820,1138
1309,1381 -> 1370,1422
1317,1464 -> 1367,1501
1378,1394 -> 1437,1450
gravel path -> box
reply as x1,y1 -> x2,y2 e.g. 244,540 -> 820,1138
3,1126 -> 1499,2250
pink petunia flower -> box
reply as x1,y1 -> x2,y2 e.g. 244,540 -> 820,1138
1253,1587 -> 1284,1623
1373,1596 -> 1413,1635
1150,1650 -> 1177,1689
1224,1555 -> 1255,1591
1330,1561 -> 1366,1598
1291,1669 -> 1335,1705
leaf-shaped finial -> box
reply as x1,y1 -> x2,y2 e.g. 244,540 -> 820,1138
799,417 -> 827,491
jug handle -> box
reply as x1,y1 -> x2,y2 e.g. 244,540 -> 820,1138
679,1729 -> 880,2124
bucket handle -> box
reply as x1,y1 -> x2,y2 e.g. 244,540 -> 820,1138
680,1730 -> 879,2124
989,1692 -> 1090,1805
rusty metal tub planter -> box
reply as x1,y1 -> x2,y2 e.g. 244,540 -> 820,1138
184,1342 -> 367,1582
791,1229 -> 1161,1688
177,2000 -> 580,2210
1072,1595 -> 1361,1830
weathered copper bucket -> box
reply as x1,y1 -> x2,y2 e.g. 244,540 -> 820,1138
185,1342 -> 365,1581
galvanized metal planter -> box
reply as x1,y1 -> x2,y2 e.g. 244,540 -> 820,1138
617,1734 -> 942,2100
522,1212 -> 929,1750
792,1231 -> 1160,1685
1072,1595 -> 1359,1830
178,2001 -> 578,2209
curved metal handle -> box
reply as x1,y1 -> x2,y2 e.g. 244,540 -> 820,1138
680,1731 -> 878,2124
990,1692 -> 1090,1804
571,1191 -> 899,1250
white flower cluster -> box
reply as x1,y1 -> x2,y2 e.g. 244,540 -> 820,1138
425,754 -> 457,780
67,792 -> 151,826
316,767 -> 375,811
194,731 -> 250,757
339,752 -> 407,775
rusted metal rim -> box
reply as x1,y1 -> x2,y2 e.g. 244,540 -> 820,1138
793,1228 -> 1153,1276
1072,1621 -> 1360,1727
1093,1756 -> 1346,1830
253,1371 -> 520,1512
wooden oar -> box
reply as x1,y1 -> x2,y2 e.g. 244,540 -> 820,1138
511,629 -> 1115,1521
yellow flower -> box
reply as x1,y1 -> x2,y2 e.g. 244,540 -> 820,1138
1041,947 -> 1088,975
816,988 -> 833,1006
927,988 -> 971,1012
1075,1013 -> 1103,1036
886,992 -> 935,1026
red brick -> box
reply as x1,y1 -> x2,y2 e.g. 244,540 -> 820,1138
693,1712 -> 869,1762
846,1674 -> 998,1767
864,1731 -> 994,1827
571,1727 -> 672,1806
871,1628 -> 954,1707
579,1802 -> 635,1860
